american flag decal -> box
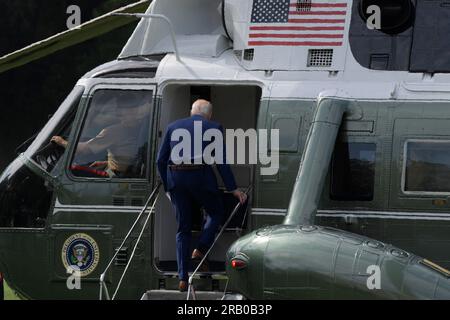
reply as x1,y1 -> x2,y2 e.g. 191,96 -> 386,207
249,0 -> 348,47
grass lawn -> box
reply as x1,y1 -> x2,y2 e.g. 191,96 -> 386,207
4,281 -> 20,300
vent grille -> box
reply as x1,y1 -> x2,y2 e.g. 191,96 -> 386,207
307,49 -> 334,67
113,197 -> 126,206
296,0 -> 312,12
244,49 -> 254,61
115,247 -> 128,267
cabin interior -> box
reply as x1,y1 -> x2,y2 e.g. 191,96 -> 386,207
153,84 -> 261,275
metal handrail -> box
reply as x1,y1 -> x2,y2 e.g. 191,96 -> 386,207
113,13 -> 181,62
99,182 -> 161,300
187,186 -> 252,300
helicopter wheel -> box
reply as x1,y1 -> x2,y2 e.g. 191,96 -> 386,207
0,272 -> 4,300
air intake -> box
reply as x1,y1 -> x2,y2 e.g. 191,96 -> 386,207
115,247 -> 128,267
307,49 -> 334,67
244,49 -> 255,61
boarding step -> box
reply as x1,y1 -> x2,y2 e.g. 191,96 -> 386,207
141,290 -> 225,300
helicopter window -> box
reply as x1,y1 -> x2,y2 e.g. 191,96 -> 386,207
330,142 -> 376,201
404,141 -> 450,193
69,89 -> 152,179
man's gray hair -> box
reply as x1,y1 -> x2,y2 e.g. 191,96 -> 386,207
191,99 -> 213,116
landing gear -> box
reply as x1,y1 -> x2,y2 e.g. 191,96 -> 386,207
0,272 -> 4,300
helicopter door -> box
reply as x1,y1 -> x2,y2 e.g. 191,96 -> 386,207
48,84 -> 157,298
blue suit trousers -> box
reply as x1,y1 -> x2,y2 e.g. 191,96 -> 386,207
169,168 -> 225,281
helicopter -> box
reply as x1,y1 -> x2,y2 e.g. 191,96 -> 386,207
1,0 -> 450,300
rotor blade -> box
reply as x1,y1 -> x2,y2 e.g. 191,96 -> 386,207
0,0 -> 152,74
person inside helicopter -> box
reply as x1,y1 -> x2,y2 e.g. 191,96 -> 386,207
51,90 -> 152,179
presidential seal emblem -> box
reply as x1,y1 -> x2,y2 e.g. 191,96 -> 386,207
62,233 -> 100,277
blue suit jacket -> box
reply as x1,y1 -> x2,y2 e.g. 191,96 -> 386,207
157,115 -> 237,193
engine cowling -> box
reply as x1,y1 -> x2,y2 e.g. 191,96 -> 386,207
226,225 -> 450,299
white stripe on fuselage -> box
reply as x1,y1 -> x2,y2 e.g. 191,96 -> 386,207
53,198 -> 153,214
251,208 -> 450,221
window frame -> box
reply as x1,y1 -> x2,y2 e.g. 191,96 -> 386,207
401,138 -> 450,196
65,83 -> 156,183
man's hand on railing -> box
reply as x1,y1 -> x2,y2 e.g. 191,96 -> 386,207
232,189 -> 247,205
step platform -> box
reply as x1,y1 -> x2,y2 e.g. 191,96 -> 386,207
141,290 -> 244,300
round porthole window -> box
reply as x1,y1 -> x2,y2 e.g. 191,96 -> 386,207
359,0 -> 415,34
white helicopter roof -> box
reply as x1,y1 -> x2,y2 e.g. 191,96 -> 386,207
85,0 -> 450,103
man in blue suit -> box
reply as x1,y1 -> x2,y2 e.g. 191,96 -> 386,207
157,99 -> 247,291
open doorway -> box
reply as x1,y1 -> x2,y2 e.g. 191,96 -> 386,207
153,84 -> 262,275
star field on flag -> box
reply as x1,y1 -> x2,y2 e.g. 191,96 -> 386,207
251,0 -> 291,23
